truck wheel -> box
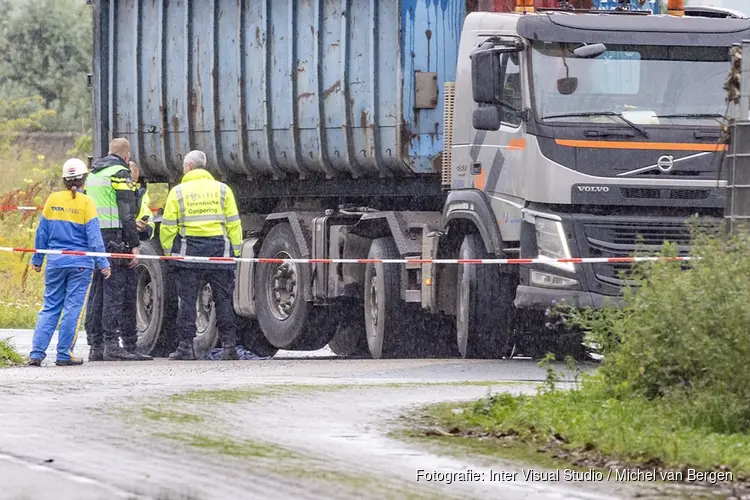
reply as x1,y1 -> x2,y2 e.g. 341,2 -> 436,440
327,303 -> 369,357
364,237 -> 417,359
238,317 -> 278,358
456,234 -> 515,359
191,279 -> 219,359
255,222 -> 338,350
135,240 -> 177,356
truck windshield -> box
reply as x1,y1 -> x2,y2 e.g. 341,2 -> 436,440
530,41 -> 730,127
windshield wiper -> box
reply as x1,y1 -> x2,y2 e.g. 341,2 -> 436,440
653,113 -> 724,120
542,111 -> 649,139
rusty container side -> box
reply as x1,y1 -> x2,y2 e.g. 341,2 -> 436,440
92,0 -> 469,183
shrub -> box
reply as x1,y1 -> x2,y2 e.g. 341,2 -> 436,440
0,337 -> 23,367
560,226 -> 750,434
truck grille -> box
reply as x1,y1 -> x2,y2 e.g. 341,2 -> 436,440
580,219 -> 717,287
620,188 -> 711,200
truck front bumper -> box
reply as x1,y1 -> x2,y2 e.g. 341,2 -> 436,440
514,285 -> 624,310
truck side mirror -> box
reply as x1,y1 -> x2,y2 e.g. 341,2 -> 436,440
470,44 -> 521,131
470,49 -> 504,104
473,106 -> 503,131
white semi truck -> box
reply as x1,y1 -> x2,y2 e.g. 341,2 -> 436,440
90,0 -> 747,359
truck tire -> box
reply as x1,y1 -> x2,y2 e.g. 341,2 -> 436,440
327,303 -> 369,357
364,237 -> 418,359
254,222 -> 338,350
135,240 -> 177,356
456,234 -> 515,359
238,317 -> 278,358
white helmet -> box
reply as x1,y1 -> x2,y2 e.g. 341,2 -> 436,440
62,158 -> 88,180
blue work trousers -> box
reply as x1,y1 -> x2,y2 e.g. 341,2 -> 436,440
30,267 -> 92,362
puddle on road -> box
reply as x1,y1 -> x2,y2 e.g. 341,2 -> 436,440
122,382 -> 648,500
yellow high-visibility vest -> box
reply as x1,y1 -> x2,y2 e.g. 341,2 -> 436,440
160,169 -> 242,257
136,189 -> 155,240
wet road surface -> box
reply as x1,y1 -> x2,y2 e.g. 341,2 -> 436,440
0,330 -> 706,500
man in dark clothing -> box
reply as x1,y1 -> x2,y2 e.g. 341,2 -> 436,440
84,138 -> 150,361
160,150 -> 243,361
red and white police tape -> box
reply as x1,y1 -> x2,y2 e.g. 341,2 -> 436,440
0,205 -> 43,211
0,246 -> 691,265
0,205 -> 159,212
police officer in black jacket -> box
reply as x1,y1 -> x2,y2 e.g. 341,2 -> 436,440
84,138 -> 151,361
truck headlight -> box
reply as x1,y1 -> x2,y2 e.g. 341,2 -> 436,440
530,270 -> 578,288
535,217 -> 575,272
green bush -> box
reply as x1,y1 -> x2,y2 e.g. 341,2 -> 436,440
0,337 -> 24,367
560,227 -> 750,434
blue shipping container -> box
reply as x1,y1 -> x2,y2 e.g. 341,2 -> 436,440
93,0 -> 469,183
591,0 -> 662,12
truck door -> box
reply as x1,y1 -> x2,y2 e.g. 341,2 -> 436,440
474,46 -> 527,243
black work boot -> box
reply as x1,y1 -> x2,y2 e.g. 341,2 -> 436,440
123,341 -> 154,361
103,340 -> 140,361
89,345 -> 104,362
220,346 -> 239,361
168,340 -> 196,361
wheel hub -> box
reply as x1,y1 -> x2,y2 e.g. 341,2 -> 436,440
136,269 -> 154,333
368,273 -> 379,332
196,283 -> 214,335
268,253 -> 297,320
143,282 -> 153,315
201,283 -> 212,310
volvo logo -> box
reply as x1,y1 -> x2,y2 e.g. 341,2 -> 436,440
656,155 -> 675,173
617,152 -> 711,177
577,185 -> 609,193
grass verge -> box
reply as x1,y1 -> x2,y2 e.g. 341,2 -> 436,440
412,376 -> 749,490
399,229 -> 750,494
0,337 -> 23,367
395,405 -> 579,472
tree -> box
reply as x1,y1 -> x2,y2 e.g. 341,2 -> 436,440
1,0 -> 92,131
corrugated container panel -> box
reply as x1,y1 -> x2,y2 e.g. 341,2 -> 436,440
93,0 -> 468,183
401,0 -> 466,173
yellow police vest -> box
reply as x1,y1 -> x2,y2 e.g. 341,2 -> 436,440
136,190 -> 155,239
160,169 -> 242,257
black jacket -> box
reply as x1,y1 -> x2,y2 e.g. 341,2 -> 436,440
89,154 -> 140,251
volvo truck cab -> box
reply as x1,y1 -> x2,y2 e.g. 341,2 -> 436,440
443,6 -> 747,353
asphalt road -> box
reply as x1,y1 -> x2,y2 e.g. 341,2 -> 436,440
0,330 -> 713,500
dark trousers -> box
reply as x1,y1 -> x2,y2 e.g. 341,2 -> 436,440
175,265 -> 237,346
84,269 -> 103,346
122,267 -> 138,346
85,260 -> 136,346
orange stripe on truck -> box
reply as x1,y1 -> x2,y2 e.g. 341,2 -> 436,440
474,168 -> 486,190
554,139 -> 726,152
